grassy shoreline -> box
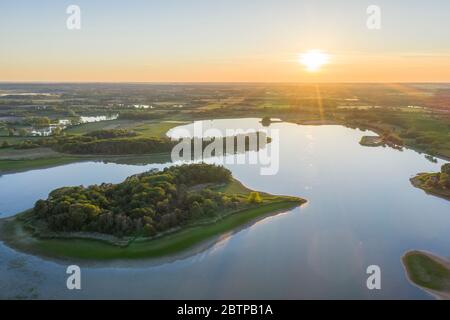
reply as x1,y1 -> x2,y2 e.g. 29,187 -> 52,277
410,173 -> 450,201
0,152 -> 173,174
0,198 -> 305,261
402,250 -> 450,300
359,135 -> 384,147
2,115 -> 449,174
0,118 -> 186,174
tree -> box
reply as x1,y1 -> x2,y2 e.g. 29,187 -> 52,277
438,173 -> 450,189
261,116 -> 272,127
442,163 -> 450,175
34,200 -> 49,217
18,129 -> 28,137
203,198 -> 218,215
68,110 -> 78,118
143,224 -> 156,237
248,192 -> 262,204
31,117 -> 51,128
190,201 -> 204,219
52,127 -> 63,136
32,164 -> 244,237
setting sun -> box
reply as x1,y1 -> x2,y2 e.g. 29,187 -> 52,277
299,50 -> 330,72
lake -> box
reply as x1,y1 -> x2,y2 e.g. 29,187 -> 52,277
0,118 -> 449,299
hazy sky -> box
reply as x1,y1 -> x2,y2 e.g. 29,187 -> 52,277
1,0 -> 450,82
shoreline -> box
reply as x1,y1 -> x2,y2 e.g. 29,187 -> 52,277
2,117 -> 449,175
0,152 -> 173,175
410,174 -> 450,201
359,135 -> 384,147
402,250 -> 450,300
0,197 -> 305,263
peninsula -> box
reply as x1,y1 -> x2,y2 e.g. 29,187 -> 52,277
402,250 -> 450,300
0,163 -> 305,260
410,163 -> 450,200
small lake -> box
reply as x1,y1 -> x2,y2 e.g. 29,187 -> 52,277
0,118 -> 449,299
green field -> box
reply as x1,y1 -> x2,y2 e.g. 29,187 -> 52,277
131,121 -> 187,138
402,250 -> 450,297
0,136 -> 42,146
64,119 -> 135,135
0,118 -> 187,173
65,119 -> 185,138
338,109 -> 450,158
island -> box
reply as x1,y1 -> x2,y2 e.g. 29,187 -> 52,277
359,133 -> 404,149
410,163 -> 450,200
359,135 -> 384,147
0,163 -> 305,260
260,116 -> 282,127
402,250 -> 450,299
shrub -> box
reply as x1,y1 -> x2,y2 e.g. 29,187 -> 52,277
442,163 -> 450,175
248,192 -> 262,204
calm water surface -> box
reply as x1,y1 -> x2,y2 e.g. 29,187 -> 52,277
0,118 -> 449,299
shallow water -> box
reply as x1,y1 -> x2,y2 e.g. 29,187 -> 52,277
0,118 -> 449,299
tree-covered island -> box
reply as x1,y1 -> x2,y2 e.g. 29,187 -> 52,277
0,163 -> 305,260
410,163 -> 450,200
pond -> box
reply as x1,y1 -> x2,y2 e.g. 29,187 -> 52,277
0,118 -> 449,299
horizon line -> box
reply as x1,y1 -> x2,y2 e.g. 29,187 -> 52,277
1,81 -> 450,85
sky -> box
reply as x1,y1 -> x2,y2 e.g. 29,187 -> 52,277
1,0 -> 450,82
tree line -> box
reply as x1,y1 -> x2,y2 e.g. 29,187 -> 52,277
12,129 -> 269,156
33,164 -> 256,238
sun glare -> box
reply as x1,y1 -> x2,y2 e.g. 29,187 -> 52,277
299,50 -> 330,72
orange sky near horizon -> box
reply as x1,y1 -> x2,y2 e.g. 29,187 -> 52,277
3,52 -> 450,83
